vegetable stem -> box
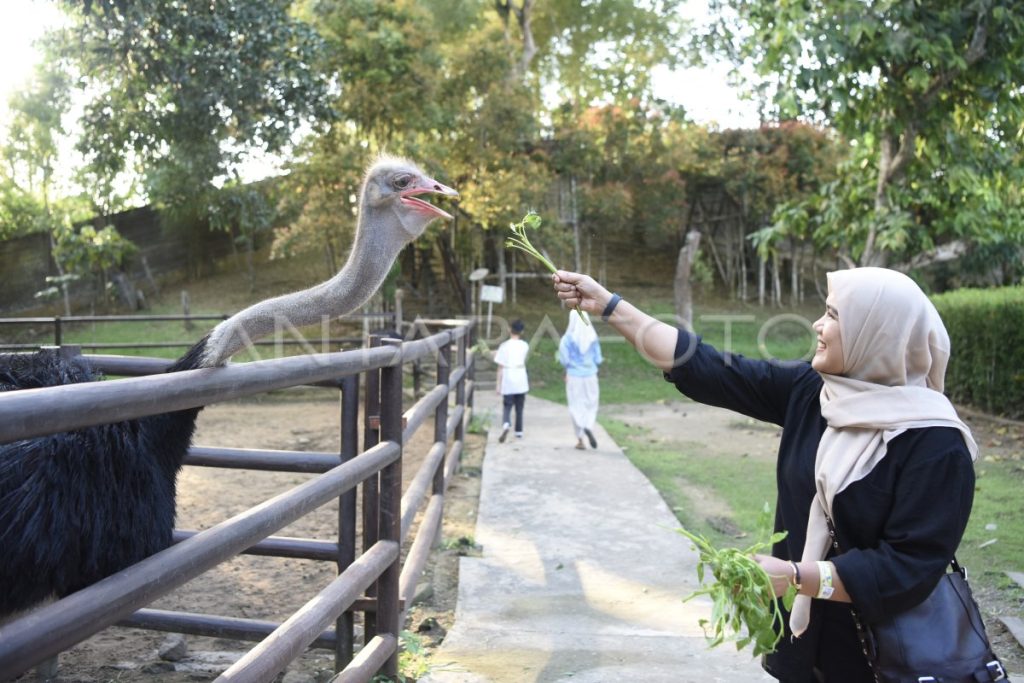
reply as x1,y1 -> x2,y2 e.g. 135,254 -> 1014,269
677,521 -> 794,656
505,212 -> 588,325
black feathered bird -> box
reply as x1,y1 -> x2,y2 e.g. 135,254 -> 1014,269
0,156 -> 457,616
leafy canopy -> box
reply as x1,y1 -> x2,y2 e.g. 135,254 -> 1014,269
701,0 -> 1024,266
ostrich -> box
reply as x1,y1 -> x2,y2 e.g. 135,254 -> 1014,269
0,156 -> 458,617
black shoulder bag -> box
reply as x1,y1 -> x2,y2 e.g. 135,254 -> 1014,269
824,514 -> 1007,683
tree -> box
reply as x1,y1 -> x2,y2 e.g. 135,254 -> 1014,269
1,57 -> 95,314
703,1 -> 1024,267
60,0 -> 332,215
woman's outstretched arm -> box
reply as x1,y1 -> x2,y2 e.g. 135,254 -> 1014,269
552,270 -> 678,371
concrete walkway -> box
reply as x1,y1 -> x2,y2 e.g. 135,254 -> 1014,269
422,392 -> 773,683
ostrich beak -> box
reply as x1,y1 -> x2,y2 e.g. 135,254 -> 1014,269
401,176 -> 459,220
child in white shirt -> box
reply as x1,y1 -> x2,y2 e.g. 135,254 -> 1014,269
494,319 -> 529,442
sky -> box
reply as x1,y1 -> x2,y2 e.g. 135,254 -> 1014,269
0,0 -> 762,183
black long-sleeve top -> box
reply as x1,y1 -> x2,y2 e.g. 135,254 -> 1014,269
664,330 -> 975,680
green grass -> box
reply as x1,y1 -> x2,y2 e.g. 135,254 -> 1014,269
958,454 -> 1024,579
601,417 -> 776,548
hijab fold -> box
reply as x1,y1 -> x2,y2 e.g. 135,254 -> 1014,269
789,268 -> 977,637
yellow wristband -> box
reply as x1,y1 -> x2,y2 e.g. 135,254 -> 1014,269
816,561 -> 834,600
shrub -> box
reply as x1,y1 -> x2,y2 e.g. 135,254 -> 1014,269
932,286 -> 1024,418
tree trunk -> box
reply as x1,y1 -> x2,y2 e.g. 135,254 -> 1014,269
758,255 -> 766,307
496,238 -> 507,300
436,232 -> 468,313
772,252 -> 782,307
47,228 -> 72,317
674,230 -> 702,331
790,242 -> 799,306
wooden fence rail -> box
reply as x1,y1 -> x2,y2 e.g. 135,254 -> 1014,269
0,318 -> 475,682
0,311 -> 396,351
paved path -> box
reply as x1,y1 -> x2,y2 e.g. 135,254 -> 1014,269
423,392 -> 773,683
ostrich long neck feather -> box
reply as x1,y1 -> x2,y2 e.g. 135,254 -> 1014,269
198,206 -> 403,368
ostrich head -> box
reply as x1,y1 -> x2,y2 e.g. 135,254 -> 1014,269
361,155 -> 458,243
195,156 -> 458,368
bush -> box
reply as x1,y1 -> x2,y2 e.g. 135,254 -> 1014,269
932,286 -> 1024,418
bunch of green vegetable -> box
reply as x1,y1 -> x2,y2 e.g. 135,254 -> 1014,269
505,211 -> 588,325
677,507 -> 794,656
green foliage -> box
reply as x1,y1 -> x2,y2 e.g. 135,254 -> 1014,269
466,408 -> 493,436
678,505 -> 793,656
505,213 -> 587,325
307,0 -> 445,143
0,56 -> 73,239
53,221 -> 136,276
529,0 -> 687,105
0,185 -> 46,240
931,286 -> 1024,418
368,630 -> 433,683
701,0 -> 1024,266
209,182 -> 277,253
959,452 -> 1024,581
62,0 -> 332,208
2,57 -> 71,193
505,211 -> 558,273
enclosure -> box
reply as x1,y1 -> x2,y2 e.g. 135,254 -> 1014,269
0,319 -> 475,682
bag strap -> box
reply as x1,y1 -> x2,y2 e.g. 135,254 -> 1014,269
822,511 -> 882,682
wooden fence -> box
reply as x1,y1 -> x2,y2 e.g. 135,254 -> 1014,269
0,311 -> 397,352
0,318 -> 475,682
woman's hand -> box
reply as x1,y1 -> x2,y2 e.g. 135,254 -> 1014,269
753,554 -> 797,598
552,271 -> 612,316
554,270 -> 679,371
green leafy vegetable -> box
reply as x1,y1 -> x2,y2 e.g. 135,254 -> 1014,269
677,505 -> 795,656
506,211 -> 588,325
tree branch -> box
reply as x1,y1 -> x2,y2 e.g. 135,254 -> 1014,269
513,0 -> 537,78
920,2 -> 990,107
892,240 -> 968,272
884,121 -> 917,185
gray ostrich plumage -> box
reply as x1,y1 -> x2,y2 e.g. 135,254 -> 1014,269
0,155 -> 457,617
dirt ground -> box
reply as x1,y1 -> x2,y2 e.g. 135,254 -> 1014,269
10,394 -> 1022,681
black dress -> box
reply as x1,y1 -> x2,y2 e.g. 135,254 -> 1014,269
663,330 -> 975,682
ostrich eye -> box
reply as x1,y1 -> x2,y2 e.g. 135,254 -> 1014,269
393,174 -> 413,190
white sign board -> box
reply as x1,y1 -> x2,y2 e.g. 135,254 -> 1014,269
480,285 -> 505,303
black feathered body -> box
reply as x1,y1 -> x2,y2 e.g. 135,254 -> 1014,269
0,346 -> 204,616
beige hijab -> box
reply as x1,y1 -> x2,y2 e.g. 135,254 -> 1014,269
789,267 -> 978,637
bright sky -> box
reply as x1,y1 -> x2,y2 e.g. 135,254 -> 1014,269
0,0 -> 761,183
0,0 -> 65,125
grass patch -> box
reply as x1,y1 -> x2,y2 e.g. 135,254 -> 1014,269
601,417 -> 776,548
958,455 -> 1024,580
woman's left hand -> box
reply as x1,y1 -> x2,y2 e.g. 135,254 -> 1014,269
753,554 -> 795,598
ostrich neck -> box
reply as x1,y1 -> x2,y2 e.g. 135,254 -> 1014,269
198,205 -> 404,367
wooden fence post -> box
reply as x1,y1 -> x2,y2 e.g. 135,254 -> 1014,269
377,339 -> 404,678
335,373 -> 360,671
434,340 -> 451,498
361,334 -> 383,642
